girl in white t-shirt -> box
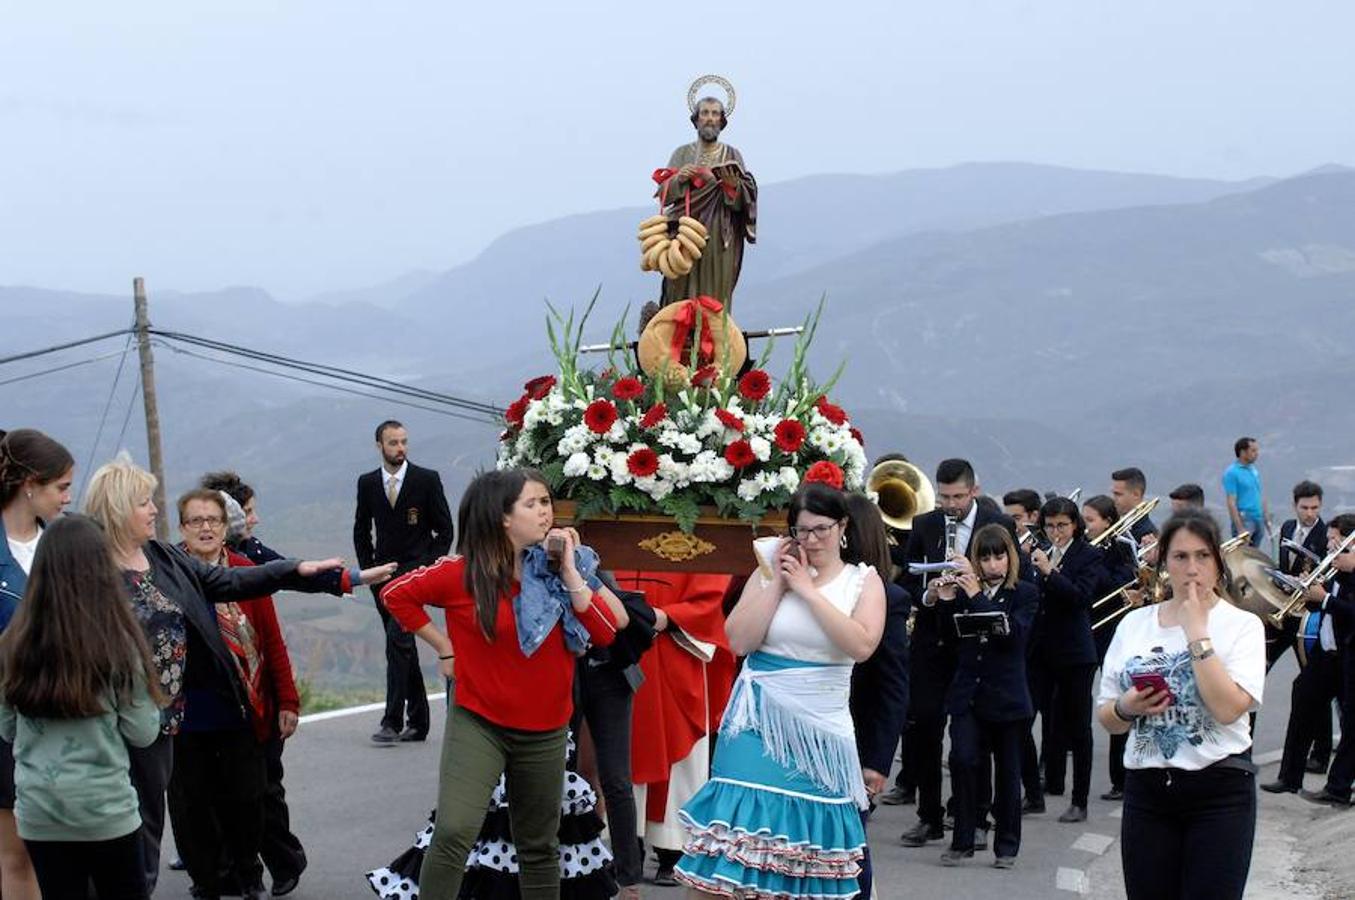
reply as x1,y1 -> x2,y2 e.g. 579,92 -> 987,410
1096,510 -> 1265,900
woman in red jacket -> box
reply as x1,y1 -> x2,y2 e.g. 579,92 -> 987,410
380,468 -> 627,900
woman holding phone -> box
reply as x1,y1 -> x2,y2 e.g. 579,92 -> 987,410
1096,509 -> 1265,900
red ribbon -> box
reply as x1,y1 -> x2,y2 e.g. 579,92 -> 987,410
669,296 -> 724,366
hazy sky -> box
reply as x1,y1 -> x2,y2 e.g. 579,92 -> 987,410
2,1 -> 1351,301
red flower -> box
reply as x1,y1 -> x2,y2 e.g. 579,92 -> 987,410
611,376 -> 645,401
715,409 -> 745,432
804,461 -> 845,490
583,399 -> 618,434
505,395 -> 529,428
691,365 -> 718,387
849,426 -> 865,447
773,419 -> 807,453
627,447 -> 660,478
738,369 -> 772,402
640,402 -> 668,429
523,375 -> 556,400
724,439 -> 756,469
815,395 -> 848,426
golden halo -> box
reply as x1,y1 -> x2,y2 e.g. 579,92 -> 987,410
687,74 -> 736,118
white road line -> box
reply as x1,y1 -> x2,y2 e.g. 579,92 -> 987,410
1071,832 -> 1115,855
1057,866 -> 1090,894
300,691 -> 448,724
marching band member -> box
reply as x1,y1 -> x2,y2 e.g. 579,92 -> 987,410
1299,513 -> 1355,808
1262,480 -> 1329,671
899,460 -> 1017,848
936,525 -> 1037,869
1168,483 -> 1205,513
1002,489 -> 1042,552
1097,510 -> 1265,900
1111,467 -> 1159,564
1027,497 -> 1105,823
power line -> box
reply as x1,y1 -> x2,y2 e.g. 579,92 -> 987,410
149,329 -> 502,416
151,340 -> 501,426
115,372 -> 143,453
0,329 -> 133,367
0,347 -> 134,387
77,329 -> 136,504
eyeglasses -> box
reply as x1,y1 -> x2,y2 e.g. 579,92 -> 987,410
1045,521 -> 1075,532
183,516 -> 224,529
789,522 -> 840,541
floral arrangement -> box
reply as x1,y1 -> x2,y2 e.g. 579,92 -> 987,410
495,298 -> 867,531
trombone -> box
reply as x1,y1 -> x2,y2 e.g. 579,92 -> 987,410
1262,530 -> 1355,628
1092,532 -> 1251,632
1089,497 -> 1159,549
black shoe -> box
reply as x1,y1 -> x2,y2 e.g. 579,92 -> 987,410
1042,782 -> 1065,797
1260,780 -> 1298,794
371,725 -> 401,744
170,857 -> 187,872
189,887 -> 219,900
939,848 -> 973,866
652,866 -> 678,887
1300,788 -> 1352,808
900,822 -> 945,847
1021,796 -> 1045,815
1100,787 -> 1124,801
1307,756 -> 1329,775
398,726 -> 427,742
973,827 -> 989,851
271,872 -> 303,897
1058,804 -> 1087,823
878,785 -> 916,806
993,856 -> 1017,870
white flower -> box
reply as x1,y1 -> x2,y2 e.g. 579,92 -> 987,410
608,453 -> 632,485
737,478 -> 762,502
586,463 -> 608,481
606,421 -> 628,444
749,436 -> 771,462
778,467 -> 800,491
562,452 -> 590,477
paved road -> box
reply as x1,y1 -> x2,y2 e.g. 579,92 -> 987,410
157,656 -> 1301,899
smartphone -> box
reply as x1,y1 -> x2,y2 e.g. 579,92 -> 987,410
545,533 -> 566,572
1130,672 -> 1174,703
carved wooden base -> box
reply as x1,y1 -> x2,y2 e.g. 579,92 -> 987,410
553,500 -> 785,574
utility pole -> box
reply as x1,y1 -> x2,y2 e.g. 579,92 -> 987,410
133,277 -> 169,540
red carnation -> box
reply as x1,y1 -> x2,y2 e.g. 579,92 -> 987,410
691,365 -> 718,387
804,461 -> 845,490
715,408 -> 745,432
612,376 -> 645,401
505,395 -> 529,428
738,369 -> 772,402
724,439 -> 756,469
641,402 -> 668,429
627,447 -> 660,478
849,426 -> 865,447
815,395 -> 848,426
523,375 -> 556,400
583,399 -> 618,434
773,419 -> 807,453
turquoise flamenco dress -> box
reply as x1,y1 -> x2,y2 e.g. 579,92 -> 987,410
674,564 -> 873,900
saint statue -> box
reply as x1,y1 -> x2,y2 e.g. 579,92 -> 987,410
656,76 -> 757,312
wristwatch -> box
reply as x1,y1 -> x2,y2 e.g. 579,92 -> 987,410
1188,638 -> 1215,661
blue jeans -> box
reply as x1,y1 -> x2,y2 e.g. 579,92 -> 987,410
1233,515 -> 1265,548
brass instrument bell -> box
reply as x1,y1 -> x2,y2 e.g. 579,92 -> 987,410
867,459 -> 936,531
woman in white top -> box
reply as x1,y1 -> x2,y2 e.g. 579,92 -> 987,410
0,428 -> 74,900
674,482 -> 886,900
1096,509 -> 1265,900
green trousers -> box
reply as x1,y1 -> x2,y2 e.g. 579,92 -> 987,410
419,705 -> 568,900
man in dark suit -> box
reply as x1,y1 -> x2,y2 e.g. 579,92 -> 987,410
898,458 -> 1018,848
1300,514 -> 1355,807
354,420 -> 454,743
1279,481 -> 1328,577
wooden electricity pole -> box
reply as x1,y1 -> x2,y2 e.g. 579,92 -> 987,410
133,277 -> 169,540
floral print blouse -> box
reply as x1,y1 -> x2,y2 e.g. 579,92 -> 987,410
124,568 -> 188,734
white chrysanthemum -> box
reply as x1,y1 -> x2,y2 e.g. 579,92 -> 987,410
779,467 -> 800,491
522,402 -> 548,430
562,452 -> 590,477
658,454 -> 690,487
608,454 -> 632,485
606,421 -> 628,444
695,409 -> 725,440
737,478 -> 762,502
749,436 -> 771,462
593,446 -> 617,467
586,463 -> 608,481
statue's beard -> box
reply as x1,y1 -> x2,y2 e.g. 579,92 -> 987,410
698,124 -> 721,142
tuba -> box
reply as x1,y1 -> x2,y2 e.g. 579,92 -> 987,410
867,459 -> 936,531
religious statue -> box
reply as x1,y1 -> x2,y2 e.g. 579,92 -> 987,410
654,75 -> 757,312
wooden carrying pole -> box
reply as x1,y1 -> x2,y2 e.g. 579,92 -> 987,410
133,277 -> 169,540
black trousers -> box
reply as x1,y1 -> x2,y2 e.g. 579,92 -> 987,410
1277,648 -> 1341,788
1040,664 -> 1096,807
26,830 -> 147,900
576,660 -> 641,887
376,590 -> 430,734
1323,644 -> 1355,800
260,732 -> 307,882
1121,766 -> 1256,900
949,713 -> 1023,858
1108,732 -> 1128,791
892,721 -> 914,791
909,711 -> 947,828
1020,661 -> 1055,801
127,731 -> 173,893
167,728 -> 267,896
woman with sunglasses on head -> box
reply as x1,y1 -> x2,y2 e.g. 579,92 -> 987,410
675,482 -> 886,900
1096,510 -> 1264,900
1026,496 -> 1107,823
